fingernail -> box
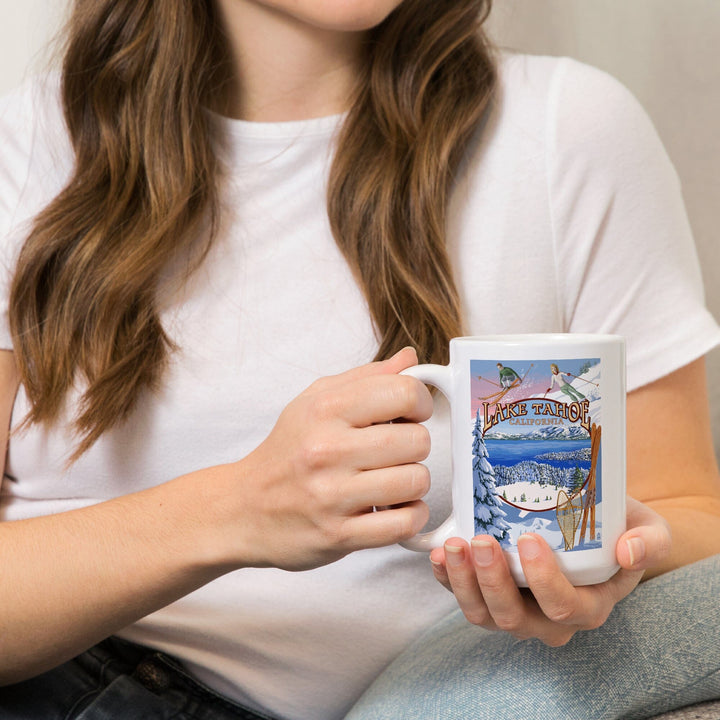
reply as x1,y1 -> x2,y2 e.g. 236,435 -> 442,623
444,544 -> 465,566
470,538 -> 494,567
626,537 -> 646,567
517,534 -> 541,560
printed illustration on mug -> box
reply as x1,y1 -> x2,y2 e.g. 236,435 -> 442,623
470,358 -> 602,553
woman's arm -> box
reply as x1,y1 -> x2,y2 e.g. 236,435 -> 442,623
0,347 -> 433,684
429,357 -> 720,645
626,356 -> 720,576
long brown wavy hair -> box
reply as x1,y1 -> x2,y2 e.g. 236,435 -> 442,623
9,0 -> 496,459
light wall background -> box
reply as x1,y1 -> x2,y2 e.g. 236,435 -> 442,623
485,0 -> 720,460
0,1 -> 66,92
2,0 -> 719,457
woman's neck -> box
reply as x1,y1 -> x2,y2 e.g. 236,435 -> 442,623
212,0 -> 366,122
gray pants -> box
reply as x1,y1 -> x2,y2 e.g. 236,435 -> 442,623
346,554 -> 720,720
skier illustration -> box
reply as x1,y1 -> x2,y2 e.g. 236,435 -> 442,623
547,363 -> 586,401
497,363 -> 521,389
476,363 -> 533,403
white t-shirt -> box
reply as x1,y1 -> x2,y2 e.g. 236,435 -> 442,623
1,53 -> 719,720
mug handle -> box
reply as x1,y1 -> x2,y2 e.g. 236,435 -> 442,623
399,364 -> 458,552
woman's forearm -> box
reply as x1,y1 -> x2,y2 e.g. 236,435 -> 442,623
0,349 -> 435,686
643,494 -> 720,579
0,467 -> 233,685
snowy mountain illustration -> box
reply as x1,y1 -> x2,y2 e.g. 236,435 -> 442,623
486,425 -> 589,441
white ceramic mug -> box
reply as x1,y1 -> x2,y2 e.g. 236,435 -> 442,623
402,334 -> 626,586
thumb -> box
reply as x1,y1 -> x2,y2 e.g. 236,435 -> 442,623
378,346 -> 420,375
341,346 -> 420,382
616,497 -> 672,572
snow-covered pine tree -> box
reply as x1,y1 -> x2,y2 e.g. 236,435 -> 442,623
472,410 -> 511,541
570,465 -> 585,494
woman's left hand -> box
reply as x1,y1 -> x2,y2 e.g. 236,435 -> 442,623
429,496 -> 671,646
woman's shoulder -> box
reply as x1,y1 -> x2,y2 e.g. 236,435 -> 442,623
493,51 -> 662,168
496,50 -> 634,101
466,50 -> 671,214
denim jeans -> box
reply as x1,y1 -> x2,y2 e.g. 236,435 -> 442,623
346,553 -> 720,720
0,636 -> 276,720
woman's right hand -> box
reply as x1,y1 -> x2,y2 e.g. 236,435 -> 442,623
216,346 -> 434,571
0,347 -> 433,683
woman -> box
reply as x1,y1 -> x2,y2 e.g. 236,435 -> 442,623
0,1 -> 718,718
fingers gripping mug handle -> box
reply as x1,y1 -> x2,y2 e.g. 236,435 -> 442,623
399,364 -> 457,552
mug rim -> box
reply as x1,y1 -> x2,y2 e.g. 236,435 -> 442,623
450,333 -> 624,345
